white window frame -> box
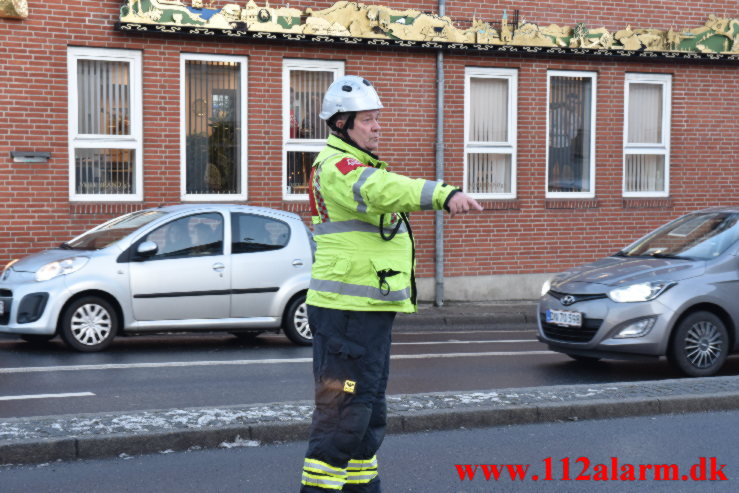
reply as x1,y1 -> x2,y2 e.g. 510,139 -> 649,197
67,47 -> 143,202
545,70 -> 597,199
180,53 -> 248,202
282,59 -> 344,201
623,73 -> 671,198
463,67 -> 518,199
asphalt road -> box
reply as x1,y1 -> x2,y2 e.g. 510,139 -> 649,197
2,410 -> 736,492
3,327 -> 739,419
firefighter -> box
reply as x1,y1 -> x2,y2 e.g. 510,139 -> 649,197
300,75 -> 482,492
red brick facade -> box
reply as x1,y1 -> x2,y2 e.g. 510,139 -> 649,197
1,1 -> 738,300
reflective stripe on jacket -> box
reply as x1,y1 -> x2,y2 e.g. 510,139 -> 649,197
307,134 -> 457,313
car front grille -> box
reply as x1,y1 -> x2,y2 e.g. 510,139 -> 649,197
0,290 -> 12,325
540,313 -> 602,343
548,290 -> 607,305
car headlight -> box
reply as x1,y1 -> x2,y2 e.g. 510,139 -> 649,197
608,281 -> 675,303
2,259 -> 18,281
35,257 -> 89,282
540,278 -> 552,297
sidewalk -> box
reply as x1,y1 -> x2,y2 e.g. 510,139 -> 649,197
394,300 -> 539,329
2,300 -> 739,466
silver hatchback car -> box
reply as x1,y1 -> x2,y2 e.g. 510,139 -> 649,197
0,204 -> 314,351
538,207 -> 739,377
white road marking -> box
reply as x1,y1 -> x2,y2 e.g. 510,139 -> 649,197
393,339 -> 534,345
0,392 -> 95,401
0,350 -> 556,374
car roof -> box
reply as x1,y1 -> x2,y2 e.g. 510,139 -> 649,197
150,203 -> 302,222
692,206 -> 739,214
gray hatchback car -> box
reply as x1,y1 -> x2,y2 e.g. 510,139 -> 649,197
538,207 -> 739,377
0,204 -> 313,352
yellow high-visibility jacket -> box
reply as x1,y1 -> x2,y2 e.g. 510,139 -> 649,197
307,135 -> 458,313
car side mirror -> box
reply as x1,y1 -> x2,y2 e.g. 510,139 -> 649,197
136,240 -> 159,258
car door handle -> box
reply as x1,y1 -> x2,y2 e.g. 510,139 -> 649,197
292,259 -> 304,267
212,263 -> 225,272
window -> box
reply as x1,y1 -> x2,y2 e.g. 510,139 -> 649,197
67,47 -> 142,201
623,73 -> 671,197
283,59 -> 344,200
181,54 -> 248,201
232,213 -> 290,253
464,67 -> 518,198
144,213 -> 224,259
546,71 -> 597,197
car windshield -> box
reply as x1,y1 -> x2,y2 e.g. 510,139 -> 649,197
61,210 -> 168,251
619,212 -> 739,260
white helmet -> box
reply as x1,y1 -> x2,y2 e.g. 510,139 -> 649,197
319,76 -> 384,121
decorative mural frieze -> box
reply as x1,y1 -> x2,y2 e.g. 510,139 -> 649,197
117,0 -> 739,62
0,0 -> 28,19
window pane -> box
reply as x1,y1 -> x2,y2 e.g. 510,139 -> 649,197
628,83 -> 663,144
232,213 -> 290,253
548,76 -> 592,193
75,148 -> 134,194
146,213 -> 224,258
290,71 -> 332,140
625,154 -> 665,192
185,60 -> 242,195
467,153 -> 511,194
469,78 -> 508,142
77,60 -> 131,136
287,151 -> 317,195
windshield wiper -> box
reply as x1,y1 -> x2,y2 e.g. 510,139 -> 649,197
59,242 -> 73,250
651,252 -> 692,260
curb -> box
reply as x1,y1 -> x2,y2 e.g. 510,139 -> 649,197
3,381 -> 739,466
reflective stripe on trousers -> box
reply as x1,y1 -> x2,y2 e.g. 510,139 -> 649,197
302,458 -> 348,490
301,455 -> 379,490
346,456 -> 379,484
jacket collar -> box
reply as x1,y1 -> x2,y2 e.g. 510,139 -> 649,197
327,134 -> 386,169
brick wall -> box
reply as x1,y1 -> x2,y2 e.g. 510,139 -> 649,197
1,0 -> 738,284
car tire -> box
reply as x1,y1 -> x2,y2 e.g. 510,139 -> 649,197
60,296 -> 118,352
566,353 -> 601,363
668,311 -> 728,377
282,294 -> 312,346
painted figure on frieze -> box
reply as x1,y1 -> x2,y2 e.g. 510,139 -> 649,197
117,0 -> 739,56
0,0 -> 28,18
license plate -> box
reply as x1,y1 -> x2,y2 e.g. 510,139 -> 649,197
0,300 -> 4,316
546,309 -> 582,327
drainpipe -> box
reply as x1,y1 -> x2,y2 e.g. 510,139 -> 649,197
434,0 -> 446,307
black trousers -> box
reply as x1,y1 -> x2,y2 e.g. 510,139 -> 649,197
300,306 -> 395,493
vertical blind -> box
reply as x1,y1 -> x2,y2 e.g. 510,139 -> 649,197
626,82 -> 665,192
289,70 -> 331,140
185,60 -> 241,195
628,83 -> 662,144
75,59 -> 134,194
287,70 -> 333,195
467,77 -> 511,194
467,154 -> 511,194
469,78 -> 508,142
626,155 -> 665,192
548,76 -> 592,193
77,60 -> 130,136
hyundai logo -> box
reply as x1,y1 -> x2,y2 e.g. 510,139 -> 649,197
561,295 -> 577,306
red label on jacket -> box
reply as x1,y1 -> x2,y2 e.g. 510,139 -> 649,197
335,157 -> 368,175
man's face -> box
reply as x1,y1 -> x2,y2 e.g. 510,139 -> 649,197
344,110 -> 381,152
